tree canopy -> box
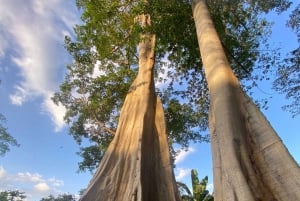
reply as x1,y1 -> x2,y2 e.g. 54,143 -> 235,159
53,0 -> 293,172
0,113 -> 19,156
0,190 -> 26,201
273,3 -> 300,116
40,194 -> 76,201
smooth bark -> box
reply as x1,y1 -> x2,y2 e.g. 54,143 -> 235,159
192,0 -> 300,200
80,15 -> 180,201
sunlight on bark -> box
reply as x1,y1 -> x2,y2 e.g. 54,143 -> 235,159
193,0 -> 300,200
80,21 -> 180,201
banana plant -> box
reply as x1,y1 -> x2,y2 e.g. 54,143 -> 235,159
177,169 -> 214,201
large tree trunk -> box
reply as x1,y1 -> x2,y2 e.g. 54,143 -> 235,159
192,1 -> 300,200
80,15 -> 180,201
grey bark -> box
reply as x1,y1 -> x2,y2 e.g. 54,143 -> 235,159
192,0 -> 300,200
80,15 -> 180,201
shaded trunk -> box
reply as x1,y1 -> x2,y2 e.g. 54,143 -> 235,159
80,15 -> 180,201
192,0 -> 300,200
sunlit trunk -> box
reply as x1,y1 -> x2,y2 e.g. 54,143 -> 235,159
192,0 -> 300,200
80,14 -> 180,201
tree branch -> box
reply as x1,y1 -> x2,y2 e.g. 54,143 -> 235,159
74,97 -> 116,135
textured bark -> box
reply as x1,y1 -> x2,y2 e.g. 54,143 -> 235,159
80,16 -> 180,201
192,1 -> 300,201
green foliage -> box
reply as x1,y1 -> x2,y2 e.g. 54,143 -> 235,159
0,190 -> 26,201
178,169 -> 213,201
40,194 -> 76,201
273,3 -> 300,116
249,0 -> 292,13
191,170 -> 213,201
77,144 -> 108,173
54,0 -> 292,171
177,181 -> 193,201
164,98 -> 209,147
0,114 -> 19,156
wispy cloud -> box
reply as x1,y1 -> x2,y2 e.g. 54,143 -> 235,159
175,168 -> 191,181
0,0 -> 80,131
0,166 -> 5,178
41,95 -> 66,132
174,147 -> 196,181
207,183 -> 214,193
175,147 -> 196,165
0,166 -> 65,200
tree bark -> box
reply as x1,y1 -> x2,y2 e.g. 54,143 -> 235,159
192,0 -> 300,200
80,15 -> 180,201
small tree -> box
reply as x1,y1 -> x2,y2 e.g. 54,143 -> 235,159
0,114 -> 19,156
0,190 -> 26,201
178,169 -> 213,201
40,194 -> 76,201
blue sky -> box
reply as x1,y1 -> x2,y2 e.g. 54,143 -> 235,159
0,1 -> 299,200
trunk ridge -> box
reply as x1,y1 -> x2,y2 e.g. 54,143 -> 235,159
193,1 -> 300,200
80,18 -> 180,201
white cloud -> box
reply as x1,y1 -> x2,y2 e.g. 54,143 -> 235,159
207,183 -> 214,193
9,85 -> 28,106
0,31 -> 8,59
16,172 -> 43,183
173,148 -> 196,182
175,147 -> 196,165
0,0 -> 80,131
175,168 -> 191,181
0,166 -> 5,178
34,182 -> 50,192
0,166 -> 66,200
92,60 -> 107,78
48,178 -> 64,187
41,95 -> 66,132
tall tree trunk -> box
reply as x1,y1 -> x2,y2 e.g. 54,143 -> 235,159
192,1 -> 300,200
80,14 -> 180,201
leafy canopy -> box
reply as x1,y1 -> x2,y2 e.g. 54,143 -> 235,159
40,194 -> 76,201
53,0 -> 291,172
273,3 -> 300,116
0,190 -> 26,201
0,114 -> 19,156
